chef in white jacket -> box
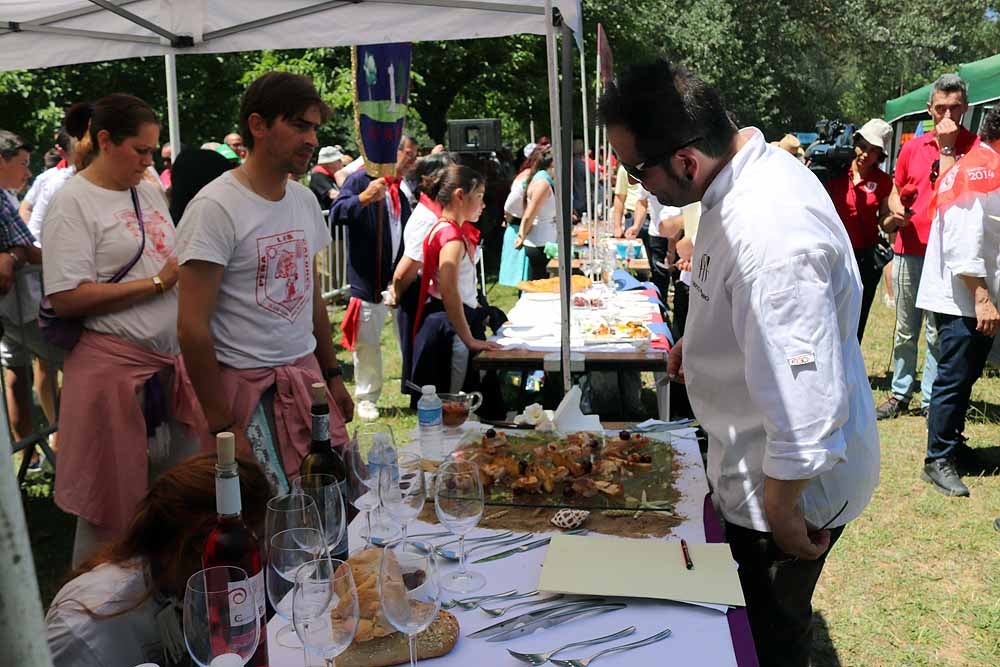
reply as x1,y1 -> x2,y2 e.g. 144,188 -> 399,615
599,59 -> 880,667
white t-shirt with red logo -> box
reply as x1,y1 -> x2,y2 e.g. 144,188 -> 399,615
42,177 -> 179,353
175,170 -> 331,369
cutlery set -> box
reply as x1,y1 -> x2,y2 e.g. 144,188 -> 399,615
376,527 -> 673,662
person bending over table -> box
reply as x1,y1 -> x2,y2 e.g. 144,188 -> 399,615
411,164 -> 501,399
45,453 -> 270,667
513,149 -> 558,280
601,59 -> 879,667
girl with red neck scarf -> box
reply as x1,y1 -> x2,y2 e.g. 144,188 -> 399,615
410,165 -> 501,397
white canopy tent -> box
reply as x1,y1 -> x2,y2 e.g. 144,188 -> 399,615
0,2 -> 584,663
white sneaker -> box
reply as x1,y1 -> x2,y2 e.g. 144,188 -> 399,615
357,400 -> 379,421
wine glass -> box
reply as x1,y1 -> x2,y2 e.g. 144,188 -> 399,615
348,425 -> 401,545
265,493 -> 324,556
381,451 -> 426,545
293,474 -> 348,559
183,566 -> 259,666
378,542 -> 441,667
267,527 -> 327,649
434,459 -> 485,593
292,558 -> 360,667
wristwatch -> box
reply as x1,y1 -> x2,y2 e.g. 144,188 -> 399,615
940,145 -> 955,156
323,366 -> 343,381
152,276 -> 165,294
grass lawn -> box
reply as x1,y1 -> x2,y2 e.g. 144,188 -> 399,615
18,279 -> 1000,666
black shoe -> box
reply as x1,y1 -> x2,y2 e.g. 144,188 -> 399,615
922,458 -> 970,497
876,396 -> 909,420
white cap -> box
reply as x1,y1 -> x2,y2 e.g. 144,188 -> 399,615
523,142 -> 537,158
856,119 -> 893,153
318,146 -> 344,165
422,384 -> 436,394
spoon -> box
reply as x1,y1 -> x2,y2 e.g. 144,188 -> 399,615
549,628 -> 673,666
480,593 -> 564,618
441,589 -> 517,610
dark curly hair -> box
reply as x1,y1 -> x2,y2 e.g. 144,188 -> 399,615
980,106 -> 1000,143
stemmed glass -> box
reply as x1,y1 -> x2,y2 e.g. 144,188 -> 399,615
378,542 -> 442,667
293,474 -> 348,559
434,459 -> 485,593
381,451 -> 426,546
183,566 -> 260,666
265,494 -> 324,556
348,424 -> 401,545
292,557 -> 360,667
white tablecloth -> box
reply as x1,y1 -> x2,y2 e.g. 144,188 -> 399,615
269,428 -> 738,666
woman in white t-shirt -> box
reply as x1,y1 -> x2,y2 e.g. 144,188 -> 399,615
514,149 -> 557,280
411,165 -> 501,394
498,144 -> 546,286
42,96 -> 205,567
46,453 -> 270,667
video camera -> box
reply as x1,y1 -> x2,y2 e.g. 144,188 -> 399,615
805,119 -> 856,184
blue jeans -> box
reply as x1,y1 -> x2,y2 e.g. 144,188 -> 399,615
890,254 -> 939,406
926,313 -> 993,461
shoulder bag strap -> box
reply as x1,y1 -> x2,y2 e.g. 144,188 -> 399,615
108,187 -> 147,283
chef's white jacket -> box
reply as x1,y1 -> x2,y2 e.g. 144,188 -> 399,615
683,128 -> 880,532
916,143 -> 1000,318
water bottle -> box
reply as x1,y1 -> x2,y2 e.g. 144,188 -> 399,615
417,385 -> 443,461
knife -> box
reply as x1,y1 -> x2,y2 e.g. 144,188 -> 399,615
467,598 -> 607,639
472,529 -> 588,564
485,603 -> 628,642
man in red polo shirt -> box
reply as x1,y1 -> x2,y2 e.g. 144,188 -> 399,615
877,74 -> 979,421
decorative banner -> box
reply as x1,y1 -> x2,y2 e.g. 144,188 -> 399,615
597,24 -> 614,85
351,42 -> 412,178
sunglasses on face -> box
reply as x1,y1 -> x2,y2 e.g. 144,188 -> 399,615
617,136 -> 703,181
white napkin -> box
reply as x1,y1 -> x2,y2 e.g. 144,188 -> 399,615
553,386 -> 603,433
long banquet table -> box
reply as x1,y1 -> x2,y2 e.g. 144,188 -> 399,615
269,427 -> 758,666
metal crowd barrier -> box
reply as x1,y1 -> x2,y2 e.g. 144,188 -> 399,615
319,209 -> 351,302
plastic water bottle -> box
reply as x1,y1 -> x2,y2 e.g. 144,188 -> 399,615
417,385 -> 443,460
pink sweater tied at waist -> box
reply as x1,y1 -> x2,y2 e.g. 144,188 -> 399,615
55,331 -> 208,536
208,354 -> 350,480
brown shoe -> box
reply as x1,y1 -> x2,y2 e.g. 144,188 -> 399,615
876,396 -> 909,420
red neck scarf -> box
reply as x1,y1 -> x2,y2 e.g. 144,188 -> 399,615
412,217 -> 480,340
384,176 -> 402,217
929,142 -> 1000,220
419,192 -> 443,217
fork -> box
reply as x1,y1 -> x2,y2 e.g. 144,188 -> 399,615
434,530 -> 514,550
548,627 -> 673,666
480,593 -> 564,617
441,589 -> 517,610
456,588 -> 541,610
507,626 -> 636,664
436,533 -> 533,561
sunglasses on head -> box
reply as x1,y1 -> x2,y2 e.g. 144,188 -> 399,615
617,136 -> 703,181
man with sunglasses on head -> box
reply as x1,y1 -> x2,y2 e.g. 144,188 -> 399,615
878,74 -> 979,421
600,59 -> 879,667
913,105 -> 1000,497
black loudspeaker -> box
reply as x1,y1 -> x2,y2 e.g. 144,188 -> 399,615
447,118 -> 502,153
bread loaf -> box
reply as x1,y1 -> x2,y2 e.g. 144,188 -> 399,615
334,547 -> 459,666
335,610 -> 459,667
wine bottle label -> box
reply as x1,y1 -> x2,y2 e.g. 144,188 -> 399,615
227,580 -> 256,627
312,414 -> 330,442
249,569 -> 266,618
215,475 -> 242,516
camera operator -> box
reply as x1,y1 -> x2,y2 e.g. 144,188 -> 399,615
824,118 -> 894,342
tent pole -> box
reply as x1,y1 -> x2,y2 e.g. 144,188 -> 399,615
545,0 -> 571,394
0,415 -> 53,667
579,41 -> 591,223
164,54 -> 182,159
593,51 -> 601,222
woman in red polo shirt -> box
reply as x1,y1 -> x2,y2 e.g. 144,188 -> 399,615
825,118 -> 894,341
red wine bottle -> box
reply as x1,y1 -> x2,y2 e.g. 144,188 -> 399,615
203,432 -> 269,666
299,383 -> 350,561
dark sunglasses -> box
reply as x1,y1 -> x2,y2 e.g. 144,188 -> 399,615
930,158 -> 940,185
617,136 -> 703,181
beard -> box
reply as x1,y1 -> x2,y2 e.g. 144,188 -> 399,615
650,169 -> 698,208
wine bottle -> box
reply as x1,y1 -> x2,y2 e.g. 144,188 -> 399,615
203,432 -> 269,667
299,382 -> 350,561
